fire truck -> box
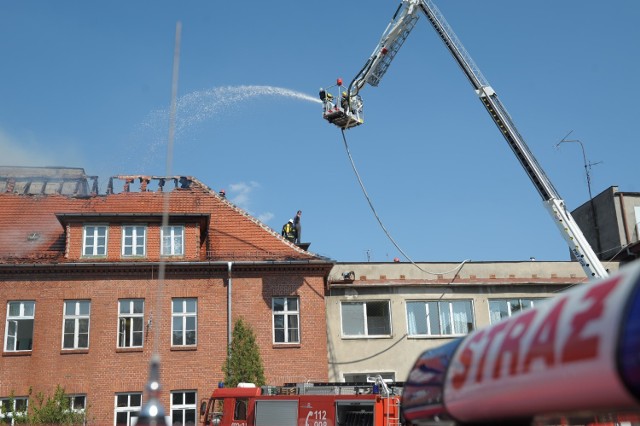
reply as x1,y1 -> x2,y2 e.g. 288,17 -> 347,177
199,376 -> 403,426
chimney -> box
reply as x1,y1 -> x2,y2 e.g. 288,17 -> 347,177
123,178 -> 134,192
5,178 -> 15,193
140,177 -> 150,192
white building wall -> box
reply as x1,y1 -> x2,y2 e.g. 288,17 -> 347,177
325,261 -> 618,383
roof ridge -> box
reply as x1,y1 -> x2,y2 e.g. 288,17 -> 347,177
192,176 -> 321,258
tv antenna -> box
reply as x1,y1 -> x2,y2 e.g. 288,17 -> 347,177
555,130 -> 603,254
555,130 -> 602,201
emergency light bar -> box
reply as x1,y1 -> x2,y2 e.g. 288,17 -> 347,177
403,260 -> 640,424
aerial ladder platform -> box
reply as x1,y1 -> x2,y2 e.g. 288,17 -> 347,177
322,0 -> 608,279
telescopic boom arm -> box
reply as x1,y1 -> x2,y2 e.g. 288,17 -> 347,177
344,0 -> 607,278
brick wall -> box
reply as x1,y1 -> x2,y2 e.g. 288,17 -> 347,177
65,221 -> 202,261
0,180 -> 332,423
0,267 -> 328,423
231,274 -> 329,385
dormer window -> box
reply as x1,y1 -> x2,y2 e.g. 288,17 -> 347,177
122,225 -> 146,257
83,224 -> 108,257
56,212 -> 207,262
161,225 -> 184,256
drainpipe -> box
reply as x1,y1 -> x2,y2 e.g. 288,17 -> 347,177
227,262 -> 233,354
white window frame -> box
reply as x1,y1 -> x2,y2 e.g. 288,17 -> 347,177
0,397 -> 28,425
122,224 -> 146,257
341,300 -> 392,337
118,299 -> 144,348
114,392 -> 142,426
83,224 -> 108,257
272,297 -> 300,344
62,300 -> 90,350
406,300 -> 475,337
488,298 -> 542,325
161,225 -> 184,256
172,298 -> 197,346
66,394 -> 87,414
4,301 -> 35,352
170,390 -> 197,426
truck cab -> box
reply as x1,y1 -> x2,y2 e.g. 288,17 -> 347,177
200,385 -> 260,426
200,380 -> 402,426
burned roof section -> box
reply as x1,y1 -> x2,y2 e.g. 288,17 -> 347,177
0,168 -> 326,264
0,166 -> 98,196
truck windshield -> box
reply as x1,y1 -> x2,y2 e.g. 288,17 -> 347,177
201,398 -> 224,425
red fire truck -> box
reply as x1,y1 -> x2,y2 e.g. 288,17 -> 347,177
199,377 -> 403,426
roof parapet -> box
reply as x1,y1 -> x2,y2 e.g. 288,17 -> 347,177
106,175 -> 194,194
0,174 -> 98,196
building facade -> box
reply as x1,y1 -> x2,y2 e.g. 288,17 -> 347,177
0,169 -> 333,425
2,166 -> 629,425
324,260 -> 619,383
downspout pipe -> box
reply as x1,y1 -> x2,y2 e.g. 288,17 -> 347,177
227,262 -> 233,355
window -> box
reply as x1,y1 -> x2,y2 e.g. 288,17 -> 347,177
118,299 -> 144,348
172,298 -> 196,346
63,300 -> 90,349
272,297 -> 299,343
407,300 -> 474,336
171,391 -> 197,426
489,298 -> 542,324
66,394 -> 86,413
122,225 -> 146,257
0,397 -> 28,425
83,224 -> 108,256
114,393 -> 141,426
341,301 -> 391,337
162,225 -> 184,256
4,301 -> 35,352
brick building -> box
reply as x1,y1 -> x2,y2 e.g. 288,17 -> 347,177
0,168 -> 333,425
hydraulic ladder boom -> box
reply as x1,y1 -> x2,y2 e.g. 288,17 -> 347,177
344,0 -> 608,278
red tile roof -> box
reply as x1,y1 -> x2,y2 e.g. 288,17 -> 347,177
0,176 -> 321,263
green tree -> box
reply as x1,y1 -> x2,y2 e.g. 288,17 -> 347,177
222,317 -> 266,387
4,385 -> 88,425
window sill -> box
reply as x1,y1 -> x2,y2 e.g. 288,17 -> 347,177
341,335 -> 394,340
61,349 -> 89,355
2,350 -> 32,357
407,335 -> 465,339
272,343 -> 301,349
170,346 -> 197,351
116,347 -> 144,353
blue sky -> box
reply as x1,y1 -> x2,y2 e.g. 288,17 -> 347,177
1,1 -> 638,264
